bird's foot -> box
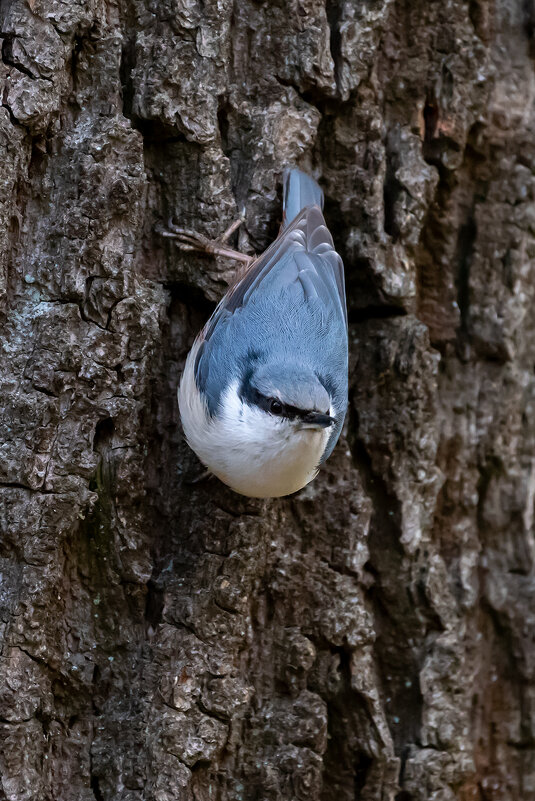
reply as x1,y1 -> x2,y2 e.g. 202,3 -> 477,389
185,467 -> 213,485
158,216 -> 254,265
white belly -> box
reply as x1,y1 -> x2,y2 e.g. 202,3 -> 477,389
178,343 -> 329,498
212,426 -> 327,498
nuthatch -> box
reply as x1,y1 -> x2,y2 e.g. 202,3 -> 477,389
177,168 -> 348,498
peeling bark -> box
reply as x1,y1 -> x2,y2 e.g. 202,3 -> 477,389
1,0 -> 535,799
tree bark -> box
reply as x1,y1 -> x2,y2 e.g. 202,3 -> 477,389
1,0 -> 535,798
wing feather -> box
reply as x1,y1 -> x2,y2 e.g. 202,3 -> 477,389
199,205 -> 345,342
193,204 -> 347,418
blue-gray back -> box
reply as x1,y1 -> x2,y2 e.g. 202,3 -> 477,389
194,171 -> 348,461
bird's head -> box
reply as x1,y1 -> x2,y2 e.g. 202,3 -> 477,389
238,361 -> 335,432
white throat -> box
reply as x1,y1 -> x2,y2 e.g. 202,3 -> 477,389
178,344 -> 331,498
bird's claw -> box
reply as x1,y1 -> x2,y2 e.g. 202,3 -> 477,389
158,216 -> 254,265
185,468 -> 213,485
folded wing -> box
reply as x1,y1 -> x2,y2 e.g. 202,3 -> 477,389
195,203 -> 346,377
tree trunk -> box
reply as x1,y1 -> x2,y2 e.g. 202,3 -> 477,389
1,0 -> 535,798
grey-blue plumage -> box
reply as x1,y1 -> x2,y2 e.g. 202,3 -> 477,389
282,168 -> 324,228
193,168 -> 348,466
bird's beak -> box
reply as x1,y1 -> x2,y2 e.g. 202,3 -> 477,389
300,412 -> 335,429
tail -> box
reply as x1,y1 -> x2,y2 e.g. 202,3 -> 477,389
282,168 -> 324,228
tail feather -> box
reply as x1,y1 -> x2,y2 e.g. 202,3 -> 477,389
283,168 -> 323,228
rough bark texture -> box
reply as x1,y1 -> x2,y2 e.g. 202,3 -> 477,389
1,0 -> 535,799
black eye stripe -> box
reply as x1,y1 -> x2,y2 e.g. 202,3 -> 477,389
267,398 -> 310,419
279,403 -> 300,418
239,379 -> 321,419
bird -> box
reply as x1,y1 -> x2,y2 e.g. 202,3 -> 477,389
176,168 -> 348,498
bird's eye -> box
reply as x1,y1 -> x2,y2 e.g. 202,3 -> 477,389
269,398 -> 283,415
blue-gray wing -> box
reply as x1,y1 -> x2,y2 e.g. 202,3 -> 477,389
194,205 -> 348,453
201,206 -> 345,334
